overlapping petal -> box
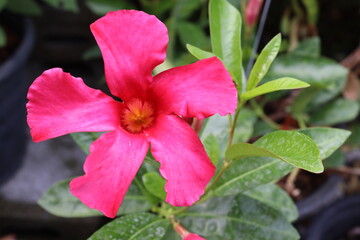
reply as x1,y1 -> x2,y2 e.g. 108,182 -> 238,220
70,129 -> 149,218
146,114 -> 215,206
91,10 -> 168,101
27,68 -> 122,142
151,57 -> 237,119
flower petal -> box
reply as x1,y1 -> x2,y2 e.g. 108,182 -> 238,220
27,68 -> 122,142
70,129 -> 149,218
185,234 -> 207,240
151,57 -> 237,119
91,10 -> 168,100
146,114 -> 215,206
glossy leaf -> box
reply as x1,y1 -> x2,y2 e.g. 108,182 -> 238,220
203,134 -> 220,167
0,0 -> 7,11
85,0 -> 134,15
265,55 -> 348,88
38,179 -> 152,218
186,44 -> 215,60
179,194 -> 299,240
292,37 -> 320,58
241,77 -> 309,100
42,0 -> 79,12
209,0 -> 242,85
299,127 -> 351,159
215,156 -> 293,196
310,98 -> 359,125
71,132 -> 103,154
301,0 -> 318,24
247,34 -> 281,91
226,131 -> 323,173
178,21 -> 210,49
88,213 -> 169,240
244,183 -> 298,222
201,108 -> 257,155
142,172 -> 166,200
6,0 -> 41,15
324,149 -> 345,169
0,26 -> 5,48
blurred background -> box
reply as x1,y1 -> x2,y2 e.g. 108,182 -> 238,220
0,0 -> 359,239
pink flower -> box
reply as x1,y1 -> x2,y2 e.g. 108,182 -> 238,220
174,223 -> 206,240
184,234 -> 207,240
27,10 -> 237,218
245,0 -> 264,27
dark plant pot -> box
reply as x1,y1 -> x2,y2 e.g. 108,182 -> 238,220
0,15 -> 35,185
307,194 -> 360,240
296,174 -> 343,221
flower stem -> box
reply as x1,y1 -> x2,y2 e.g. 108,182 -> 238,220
250,99 -> 280,129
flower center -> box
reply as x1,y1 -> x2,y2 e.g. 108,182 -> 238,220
121,98 -> 155,133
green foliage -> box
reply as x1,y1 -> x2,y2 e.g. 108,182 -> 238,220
301,0 -> 319,24
226,131 -> 322,173
42,0 -> 79,12
298,127 -> 351,159
85,0 -> 134,15
209,0 -> 242,86
178,194 -> 299,240
214,157 -> 293,196
88,213 -> 169,240
142,172 -> 166,200
241,77 -> 309,100
0,26 -> 5,47
6,0 -> 41,15
244,183 -> 298,222
309,98 -> 360,125
177,21 -> 210,49
71,132 -> 103,154
247,34 -> 282,91
203,134 -> 221,167
186,44 -> 215,60
323,150 -> 345,169
38,179 -> 153,217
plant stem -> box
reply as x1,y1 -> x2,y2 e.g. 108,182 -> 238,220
250,99 -> 280,129
285,167 -> 300,194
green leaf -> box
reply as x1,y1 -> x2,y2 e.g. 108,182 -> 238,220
186,44 -> 215,60
88,213 -> 169,240
38,179 -> 152,217
6,0 -> 42,15
0,0 -> 8,11
85,0 -> 134,15
301,0 -> 318,24
292,37 -> 320,58
83,45 -> 101,61
244,183 -> 298,222
201,108 -> 257,156
347,123 -> 360,146
264,55 -> 348,89
142,172 -> 166,200
177,21 -> 210,49
71,132 -> 103,154
310,98 -> 360,125
226,131 -> 323,173
215,156 -> 293,196
241,77 -> 309,100
209,0 -> 242,86
323,149 -> 345,169
299,127 -> 351,159
247,34 -> 282,91
172,0 -> 201,20
0,26 -> 6,48
41,0 -> 79,12
290,88 -> 319,119
203,134 -> 220,166
179,194 -> 299,240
